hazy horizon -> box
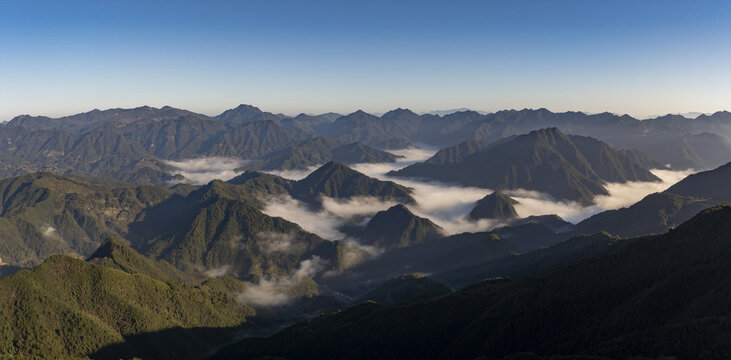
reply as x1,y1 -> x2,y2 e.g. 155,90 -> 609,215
2,102 -> 725,123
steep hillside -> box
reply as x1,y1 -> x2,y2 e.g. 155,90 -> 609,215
0,252 -> 253,359
576,161 -> 731,237
0,173 -> 174,269
356,274 -> 451,305
214,205 -> 731,359
292,162 -> 414,204
132,180 -> 335,279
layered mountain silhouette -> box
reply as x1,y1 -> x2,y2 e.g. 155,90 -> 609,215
576,160 -> 731,237
2,104 -> 731,359
244,136 -> 401,171
391,128 -> 660,205
213,205 -> 731,360
5,105 -> 731,184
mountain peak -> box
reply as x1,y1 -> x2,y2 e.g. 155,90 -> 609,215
293,162 -> 414,204
364,204 -> 443,248
234,104 -> 262,112
380,204 -> 413,217
311,160 -> 351,174
530,127 -> 564,136
469,191 -> 519,220
87,237 -> 130,260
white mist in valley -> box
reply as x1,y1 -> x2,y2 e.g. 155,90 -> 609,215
506,168 -> 697,223
351,148 -> 697,229
261,166 -> 321,181
237,256 -> 326,307
262,196 -> 383,269
163,157 -> 252,184
250,143 -> 697,245
263,145 -> 698,238
347,147 -> 507,233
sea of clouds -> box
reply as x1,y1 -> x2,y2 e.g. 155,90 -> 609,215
164,148 -> 696,306
163,157 -> 253,184
262,147 -> 697,235
162,148 -> 696,234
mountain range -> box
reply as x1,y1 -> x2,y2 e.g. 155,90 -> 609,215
213,205 -> 731,359
1,103 -> 731,358
4,105 -> 731,185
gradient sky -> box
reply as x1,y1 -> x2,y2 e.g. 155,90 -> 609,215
1,0 -> 729,120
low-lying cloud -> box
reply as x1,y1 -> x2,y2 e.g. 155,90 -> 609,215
255,231 -> 307,254
41,225 -> 58,238
202,265 -> 232,278
337,239 -> 383,270
262,197 -> 384,268
263,145 -> 697,242
263,196 -> 345,240
506,168 -> 697,223
261,166 -> 321,181
320,197 -> 398,220
348,148 -> 507,234
164,157 -> 252,184
237,256 -> 325,307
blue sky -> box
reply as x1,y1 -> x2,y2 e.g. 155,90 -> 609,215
1,0 -> 729,120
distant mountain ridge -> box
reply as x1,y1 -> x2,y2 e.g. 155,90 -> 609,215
4,105 -> 731,184
244,136 -> 401,171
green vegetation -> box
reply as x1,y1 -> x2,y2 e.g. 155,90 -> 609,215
0,172 -> 174,268
0,246 -> 254,359
87,237 -> 196,284
133,180 -> 334,280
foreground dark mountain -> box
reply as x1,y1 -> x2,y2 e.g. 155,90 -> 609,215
391,128 -> 660,205
356,274 -> 451,305
323,220 -> 569,295
0,239 -> 254,359
213,205 -> 731,359
576,160 -> 731,237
